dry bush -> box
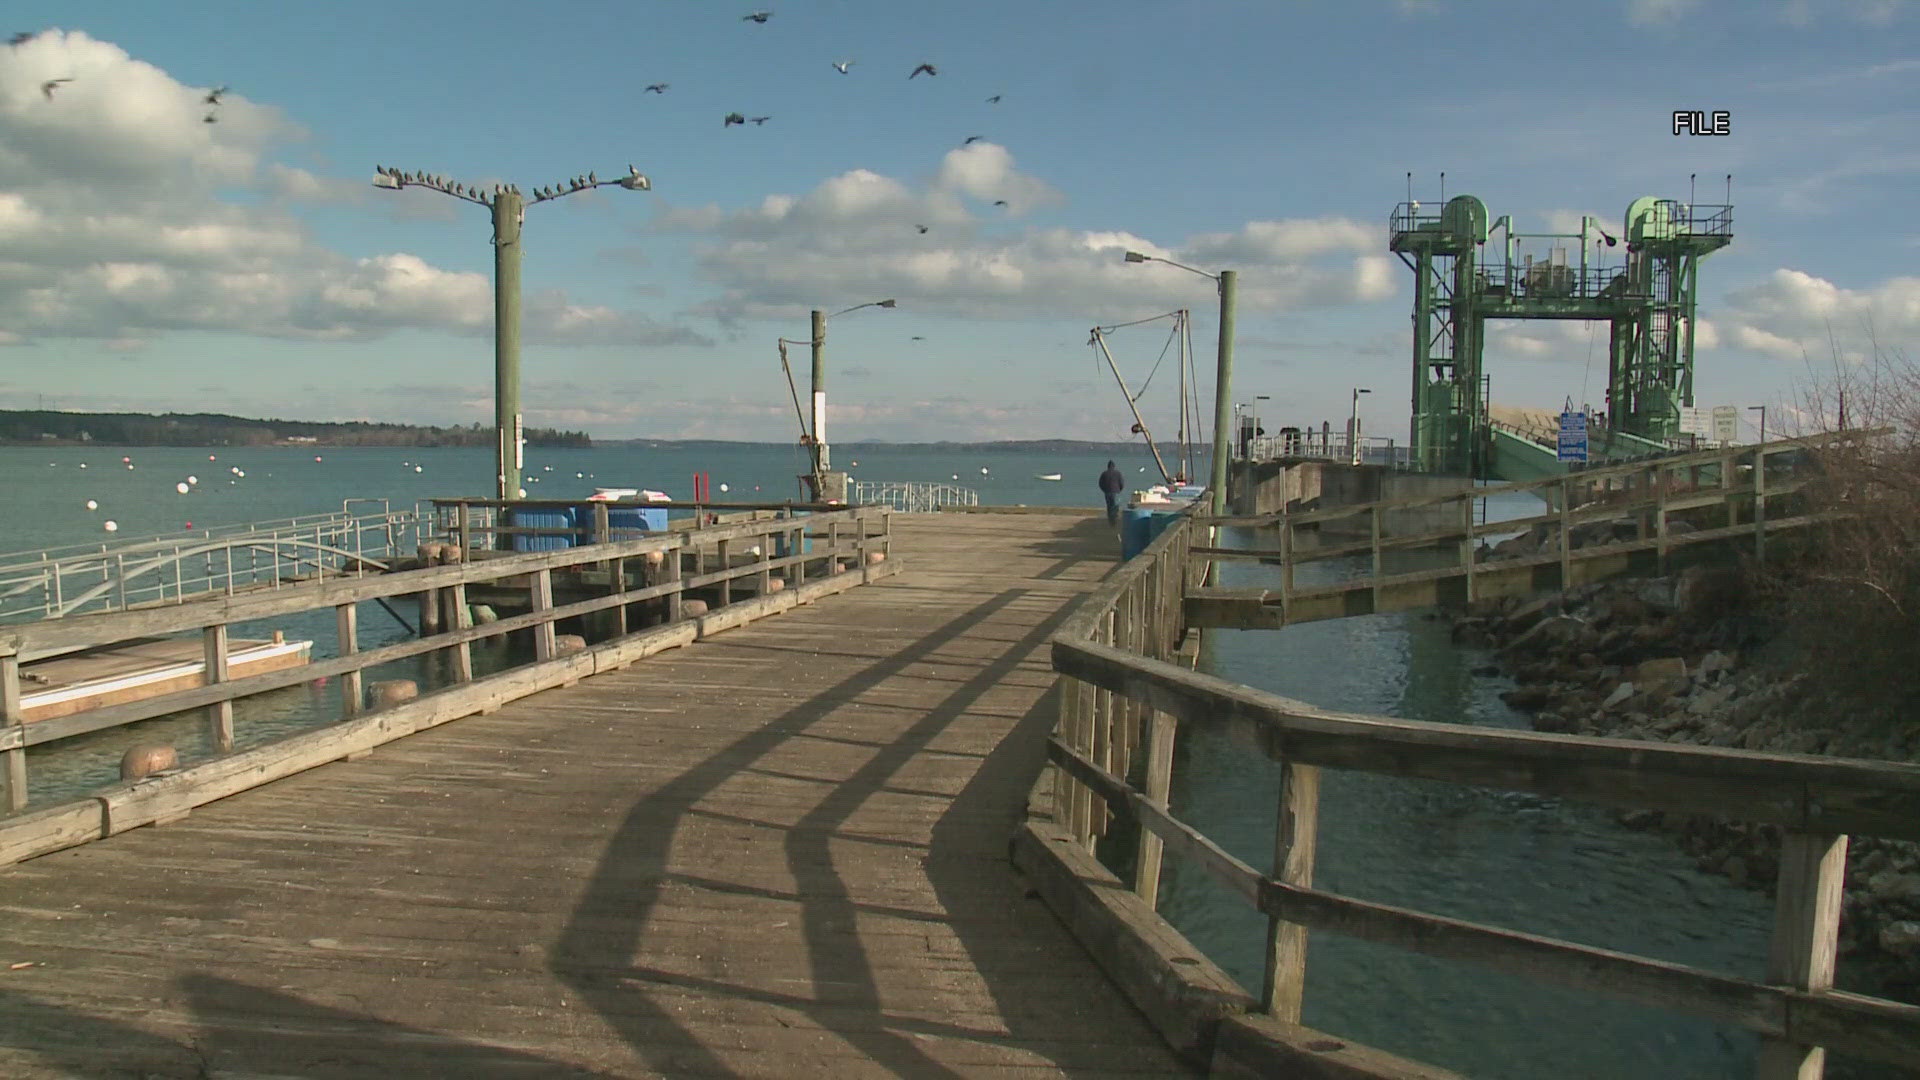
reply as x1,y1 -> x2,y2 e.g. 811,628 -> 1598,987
1766,337 -> 1920,717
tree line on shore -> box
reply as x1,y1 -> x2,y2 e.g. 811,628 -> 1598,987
0,410 -> 591,448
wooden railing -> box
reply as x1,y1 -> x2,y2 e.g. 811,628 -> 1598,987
0,506 -> 891,826
1046,502 -> 1920,1077
1190,435 -> 1840,630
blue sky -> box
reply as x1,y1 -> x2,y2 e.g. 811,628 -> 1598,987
1,0 -> 1915,442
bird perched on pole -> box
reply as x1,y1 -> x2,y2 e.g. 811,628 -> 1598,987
723,112 -> 747,127
909,63 -> 937,79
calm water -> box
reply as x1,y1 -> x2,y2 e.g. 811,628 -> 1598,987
1157,500 -> 1773,1079
5,445 -> 1775,1076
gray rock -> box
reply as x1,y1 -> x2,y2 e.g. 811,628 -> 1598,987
1698,649 -> 1734,676
1687,685 -> 1735,716
1877,920 -> 1920,957
1868,871 -> 1920,903
1602,682 -> 1636,710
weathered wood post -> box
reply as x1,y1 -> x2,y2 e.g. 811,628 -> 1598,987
204,624 -> 233,752
1755,832 -> 1847,1078
447,579 -> 474,683
1262,758 -> 1320,1021
1559,477 -> 1573,588
531,567 -> 555,661
417,544 -> 443,637
2,652 -> 25,811
337,603 -> 361,718
666,538 -> 684,623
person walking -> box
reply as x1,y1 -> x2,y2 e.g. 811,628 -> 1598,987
1098,460 -> 1126,526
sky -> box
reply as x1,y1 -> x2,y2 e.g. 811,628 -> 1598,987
0,0 -> 1915,443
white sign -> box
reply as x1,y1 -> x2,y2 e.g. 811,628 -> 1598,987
1711,405 -> 1739,445
1678,407 -> 1710,439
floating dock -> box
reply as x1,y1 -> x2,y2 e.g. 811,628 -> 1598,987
20,635 -> 312,723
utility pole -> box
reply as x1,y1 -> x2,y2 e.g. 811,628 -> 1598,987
372,163 -> 653,505
493,189 -> 523,502
811,308 -> 828,475
1211,270 -> 1237,515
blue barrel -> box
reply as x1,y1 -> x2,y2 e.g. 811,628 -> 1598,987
506,507 -> 575,552
773,511 -> 814,557
598,505 -> 669,538
1120,507 -> 1157,560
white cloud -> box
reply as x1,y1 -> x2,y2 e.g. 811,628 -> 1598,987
1715,268 -> 1920,361
1781,0 -> 1910,25
0,29 -> 697,349
1626,0 -> 1700,24
658,154 -> 1389,325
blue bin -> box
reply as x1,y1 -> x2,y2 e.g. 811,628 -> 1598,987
1120,506 -> 1180,560
772,511 -> 814,557
597,505 -> 669,539
507,507 -> 575,552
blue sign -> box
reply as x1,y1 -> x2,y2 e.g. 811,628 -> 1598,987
1559,407 -> 1589,457
1557,410 -> 1589,462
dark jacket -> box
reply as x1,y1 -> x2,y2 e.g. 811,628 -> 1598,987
1097,466 -> 1125,495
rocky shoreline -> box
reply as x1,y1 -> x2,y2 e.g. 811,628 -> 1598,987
1444,564 -> 1920,1008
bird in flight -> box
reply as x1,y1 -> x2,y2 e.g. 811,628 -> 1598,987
644,83 -> 669,94
832,60 -> 853,74
203,113 -> 218,124
909,63 -> 937,79
41,77 -> 71,99
10,31 -> 35,46
749,115 -> 771,125
993,200 -> 1009,207
724,112 -> 747,127
742,11 -> 771,23
916,224 -> 929,234
963,135 -> 983,145
985,94 -> 1002,104
204,85 -> 228,106
911,336 -> 926,341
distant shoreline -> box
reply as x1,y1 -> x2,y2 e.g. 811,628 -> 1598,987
0,410 -> 1182,455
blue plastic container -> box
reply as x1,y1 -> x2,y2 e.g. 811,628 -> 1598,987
507,507 -> 575,552
1120,506 -> 1181,560
772,511 -> 814,557
598,505 -> 669,538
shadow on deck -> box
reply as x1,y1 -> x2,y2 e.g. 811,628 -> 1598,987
0,513 -> 1190,1078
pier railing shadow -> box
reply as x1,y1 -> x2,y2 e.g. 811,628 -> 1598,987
551,584 -> 1159,1078
1034,441 -> 1920,1078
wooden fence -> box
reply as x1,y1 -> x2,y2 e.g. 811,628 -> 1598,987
0,506 -> 891,846
1190,435 -> 1837,630
1045,501 -> 1920,1078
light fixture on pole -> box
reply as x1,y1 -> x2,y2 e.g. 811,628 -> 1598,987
777,299 -> 896,499
1122,251 -> 1236,516
371,163 -> 654,509
1253,394 -> 1270,457
1748,404 -> 1766,445
1350,387 -> 1372,464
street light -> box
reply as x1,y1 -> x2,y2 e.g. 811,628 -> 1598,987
371,163 -> 654,504
777,299 -> 897,498
1122,251 -> 1236,516
1748,404 -> 1767,445
1253,394 -> 1270,457
1350,387 -> 1372,465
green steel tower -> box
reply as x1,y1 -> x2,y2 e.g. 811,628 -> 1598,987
1390,191 -> 1731,477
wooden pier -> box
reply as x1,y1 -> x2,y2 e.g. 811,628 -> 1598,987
0,512 -> 1193,1078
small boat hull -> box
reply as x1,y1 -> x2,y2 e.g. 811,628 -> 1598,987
21,637 -> 314,723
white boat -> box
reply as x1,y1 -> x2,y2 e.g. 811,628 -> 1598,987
1035,473 -> 1063,481
587,487 -> 672,502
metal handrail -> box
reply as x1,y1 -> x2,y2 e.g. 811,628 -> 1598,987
847,481 -> 981,513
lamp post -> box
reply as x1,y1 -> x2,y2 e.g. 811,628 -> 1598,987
1748,404 -> 1767,445
1253,394 -> 1270,459
372,164 -> 653,503
1123,251 -> 1236,516
778,299 -> 895,498
1349,387 -> 1372,465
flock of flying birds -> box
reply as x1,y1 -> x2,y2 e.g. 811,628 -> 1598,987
13,30 -> 230,122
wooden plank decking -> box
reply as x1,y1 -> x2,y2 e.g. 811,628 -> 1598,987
0,511 -> 1194,1078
